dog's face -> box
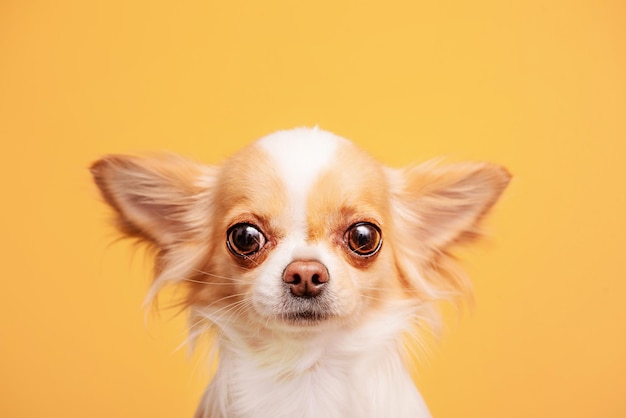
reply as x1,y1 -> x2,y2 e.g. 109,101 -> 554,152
92,129 -> 510,333
203,131 -> 397,329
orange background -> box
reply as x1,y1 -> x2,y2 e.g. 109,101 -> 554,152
1,1 -> 625,417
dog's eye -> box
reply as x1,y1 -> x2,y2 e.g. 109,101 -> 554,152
227,223 -> 266,256
345,222 -> 382,256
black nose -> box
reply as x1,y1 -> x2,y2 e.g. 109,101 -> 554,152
282,260 -> 329,298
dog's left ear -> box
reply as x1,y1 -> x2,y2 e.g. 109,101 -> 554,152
388,161 -> 511,252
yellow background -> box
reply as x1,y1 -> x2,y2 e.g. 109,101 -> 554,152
1,0 -> 625,417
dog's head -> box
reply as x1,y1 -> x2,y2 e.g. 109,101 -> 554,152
92,128 -> 510,333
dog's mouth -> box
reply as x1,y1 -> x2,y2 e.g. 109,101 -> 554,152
252,287 -> 340,328
282,310 -> 329,323
279,299 -> 335,325
276,293 -> 337,325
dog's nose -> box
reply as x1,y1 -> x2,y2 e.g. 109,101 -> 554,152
283,260 -> 329,298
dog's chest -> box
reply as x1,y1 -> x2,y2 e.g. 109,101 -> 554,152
230,358 -> 359,417
201,344 -> 431,418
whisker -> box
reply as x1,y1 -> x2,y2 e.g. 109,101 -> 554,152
218,300 -> 254,329
241,254 -> 260,267
191,268 -> 249,283
181,278 -> 240,286
225,261 -> 258,271
358,285 -> 389,292
360,294 -> 387,303
205,299 -> 252,327
197,294 -> 250,316
202,292 -> 249,309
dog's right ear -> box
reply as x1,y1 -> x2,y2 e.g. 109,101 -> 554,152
90,154 -> 216,249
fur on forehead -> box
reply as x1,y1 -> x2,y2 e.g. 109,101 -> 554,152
213,128 -> 385,229
255,128 -> 347,207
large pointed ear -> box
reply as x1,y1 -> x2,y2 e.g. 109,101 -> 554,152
388,161 -> 511,252
90,153 -> 216,248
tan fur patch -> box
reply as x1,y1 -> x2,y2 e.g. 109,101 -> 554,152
185,144 -> 287,308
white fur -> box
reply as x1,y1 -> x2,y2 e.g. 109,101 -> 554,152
196,302 -> 430,418
257,128 -> 343,230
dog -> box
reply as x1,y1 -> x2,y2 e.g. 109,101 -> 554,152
91,127 -> 510,418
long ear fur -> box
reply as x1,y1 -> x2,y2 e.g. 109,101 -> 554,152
90,153 -> 215,247
91,153 -> 218,300
388,161 -> 511,299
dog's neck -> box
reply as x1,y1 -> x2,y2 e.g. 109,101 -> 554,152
194,303 -> 432,418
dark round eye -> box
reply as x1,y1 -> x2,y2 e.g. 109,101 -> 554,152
226,223 -> 266,256
345,222 -> 382,256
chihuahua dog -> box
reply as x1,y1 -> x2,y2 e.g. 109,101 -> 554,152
92,128 -> 510,418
